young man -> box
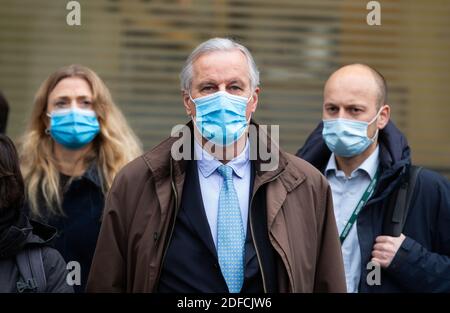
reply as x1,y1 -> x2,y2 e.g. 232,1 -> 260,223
297,64 -> 450,292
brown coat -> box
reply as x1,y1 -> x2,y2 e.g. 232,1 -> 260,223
86,122 -> 346,293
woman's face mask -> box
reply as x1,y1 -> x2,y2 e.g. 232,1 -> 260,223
47,107 -> 100,150
322,107 -> 383,157
190,90 -> 251,146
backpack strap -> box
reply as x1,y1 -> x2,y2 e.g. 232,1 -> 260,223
383,165 -> 422,237
16,247 -> 47,293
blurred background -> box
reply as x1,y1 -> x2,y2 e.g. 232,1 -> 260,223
0,0 -> 449,177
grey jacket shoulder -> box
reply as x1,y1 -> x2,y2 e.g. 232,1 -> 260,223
41,246 -> 73,293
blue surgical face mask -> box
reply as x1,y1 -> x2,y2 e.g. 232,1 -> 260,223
322,108 -> 382,157
47,108 -> 100,150
190,91 -> 251,146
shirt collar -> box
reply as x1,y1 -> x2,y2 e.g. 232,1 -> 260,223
325,145 -> 380,180
195,139 -> 250,179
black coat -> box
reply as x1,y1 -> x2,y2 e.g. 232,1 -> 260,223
297,121 -> 450,292
25,163 -> 104,293
0,214 -> 73,293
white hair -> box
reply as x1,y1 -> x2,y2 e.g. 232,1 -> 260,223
180,37 -> 260,92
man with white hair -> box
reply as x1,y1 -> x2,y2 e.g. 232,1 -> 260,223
87,38 -> 346,293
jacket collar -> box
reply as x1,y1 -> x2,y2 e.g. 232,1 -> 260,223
59,161 -> 103,189
0,213 -> 57,259
297,120 -> 411,203
142,120 -> 294,184
325,145 -> 380,180
141,120 -> 305,215
195,138 -> 250,179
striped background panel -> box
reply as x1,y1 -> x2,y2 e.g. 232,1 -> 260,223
0,0 -> 449,177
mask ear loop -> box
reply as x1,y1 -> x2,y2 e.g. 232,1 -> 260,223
246,89 -> 259,135
368,106 -> 384,125
188,93 -> 206,147
188,91 -> 195,105
369,128 -> 379,143
368,106 -> 384,142
233,91 -> 255,139
188,91 -> 198,126
45,112 -> 52,135
239,92 -> 255,144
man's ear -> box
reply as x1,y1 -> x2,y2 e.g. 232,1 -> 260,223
249,87 -> 260,113
182,91 -> 195,116
378,104 -> 390,130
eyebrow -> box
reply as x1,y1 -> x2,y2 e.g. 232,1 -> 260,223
196,80 -> 218,87
77,95 -> 92,99
52,95 -> 92,101
345,104 -> 366,109
227,79 -> 246,85
324,103 -> 366,109
195,78 -> 247,88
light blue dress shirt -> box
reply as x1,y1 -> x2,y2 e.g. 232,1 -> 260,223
194,140 -> 251,248
325,145 -> 380,293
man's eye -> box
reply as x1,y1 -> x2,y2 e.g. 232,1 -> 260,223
351,108 -> 362,113
230,85 -> 242,90
202,86 -> 214,91
327,107 -> 338,113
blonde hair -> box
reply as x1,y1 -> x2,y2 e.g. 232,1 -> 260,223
20,64 -> 142,217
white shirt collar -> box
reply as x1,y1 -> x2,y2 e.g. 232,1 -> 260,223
325,145 -> 380,180
194,139 -> 250,179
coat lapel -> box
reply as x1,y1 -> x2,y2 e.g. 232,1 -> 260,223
182,159 -> 218,259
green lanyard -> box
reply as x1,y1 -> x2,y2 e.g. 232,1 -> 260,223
339,168 -> 380,244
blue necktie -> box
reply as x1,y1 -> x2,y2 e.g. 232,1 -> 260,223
216,164 -> 245,293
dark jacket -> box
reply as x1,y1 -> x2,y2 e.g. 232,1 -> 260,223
0,213 -> 73,293
157,159 -> 277,293
87,121 -> 347,292
0,91 -> 9,134
297,121 -> 450,292
25,162 -> 104,293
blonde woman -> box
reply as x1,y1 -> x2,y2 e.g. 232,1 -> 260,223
20,64 -> 142,292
